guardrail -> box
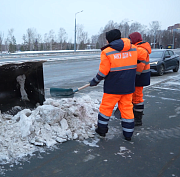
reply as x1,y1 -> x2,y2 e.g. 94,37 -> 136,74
1,48 -> 179,59
0,49 -> 101,58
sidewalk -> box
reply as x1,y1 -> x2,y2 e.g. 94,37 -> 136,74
3,77 -> 180,177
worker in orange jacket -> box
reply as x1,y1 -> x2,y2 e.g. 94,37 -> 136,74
89,29 -> 137,141
128,32 -> 151,126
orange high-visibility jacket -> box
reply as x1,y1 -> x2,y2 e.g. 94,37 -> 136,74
134,41 -> 151,86
94,38 -> 137,94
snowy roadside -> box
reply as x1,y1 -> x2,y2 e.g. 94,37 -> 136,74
0,54 -> 100,66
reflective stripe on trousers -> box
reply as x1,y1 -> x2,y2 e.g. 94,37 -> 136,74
133,102 -> 144,112
121,118 -> 134,138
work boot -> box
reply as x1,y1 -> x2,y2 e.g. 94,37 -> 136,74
95,127 -> 108,137
125,137 -> 131,141
133,111 -> 143,126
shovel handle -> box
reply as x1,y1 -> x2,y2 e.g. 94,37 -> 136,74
78,83 -> 90,91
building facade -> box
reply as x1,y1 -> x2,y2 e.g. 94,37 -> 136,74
168,23 -> 180,33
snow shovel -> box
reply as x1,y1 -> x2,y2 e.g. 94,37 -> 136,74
50,83 -> 90,97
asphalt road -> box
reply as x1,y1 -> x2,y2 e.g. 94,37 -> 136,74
2,50 -> 180,177
43,49 -> 180,99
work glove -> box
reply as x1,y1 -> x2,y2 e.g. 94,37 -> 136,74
89,78 -> 100,86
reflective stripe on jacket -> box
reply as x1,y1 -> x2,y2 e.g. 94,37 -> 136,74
95,38 -> 137,94
135,41 -> 151,86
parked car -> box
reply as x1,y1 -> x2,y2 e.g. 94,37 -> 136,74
149,49 -> 180,76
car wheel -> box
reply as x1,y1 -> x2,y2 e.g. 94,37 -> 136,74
173,62 -> 179,72
157,65 -> 164,76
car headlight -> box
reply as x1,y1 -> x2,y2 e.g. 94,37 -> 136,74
150,61 -> 158,65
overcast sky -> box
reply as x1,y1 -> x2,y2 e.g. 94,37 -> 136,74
0,0 -> 180,44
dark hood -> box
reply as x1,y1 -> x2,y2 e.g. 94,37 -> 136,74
101,39 -> 124,51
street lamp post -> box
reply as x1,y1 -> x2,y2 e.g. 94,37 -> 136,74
172,29 -> 175,49
74,10 -> 83,52
153,32 -> 156,49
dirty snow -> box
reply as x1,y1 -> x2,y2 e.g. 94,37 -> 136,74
115,146 -> 134,158
0,95 -> 101,165
16,74 -> 29,101
83,154 -> 96,162
83,136 -> 100,147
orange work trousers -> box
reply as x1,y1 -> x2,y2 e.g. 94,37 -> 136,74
99,93 -> 134,119
132,86 -> 144,104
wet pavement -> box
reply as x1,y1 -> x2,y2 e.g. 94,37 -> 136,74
2,73 -> 180,177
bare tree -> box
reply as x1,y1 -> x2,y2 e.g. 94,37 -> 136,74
91,35 -> 99,49
104,20 -> 119,32
4,39 -> 8,52
79,31 -> 88,50
7,28 -> 16,53
22,34 -> 28,51
149,21 -> 161,48
58,28 -> 67,50
129,22 -> 147,35
118,20 -> 130,38
43,33 -> 49,50
66,39 -> 73,50
27,28 -> 33,50
149,21 -> 161,34
35,34 -> 42,51
0,32 -> 4,53
96,27 -> 105,48
118,20 -> 129,38
48,30 -> 55,50
27,28 -> 34,50
76,24 -> 88,49
97,20 -> 119,48
76,24 -> 83,44
22,28 -> 37,51
3,19 -> 177,51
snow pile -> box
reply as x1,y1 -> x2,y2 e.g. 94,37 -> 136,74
0,95 -> 100,164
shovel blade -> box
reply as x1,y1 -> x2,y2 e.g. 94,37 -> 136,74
50,88 -> 74,97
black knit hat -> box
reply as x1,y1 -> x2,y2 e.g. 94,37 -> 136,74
106,29 -> 121,43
